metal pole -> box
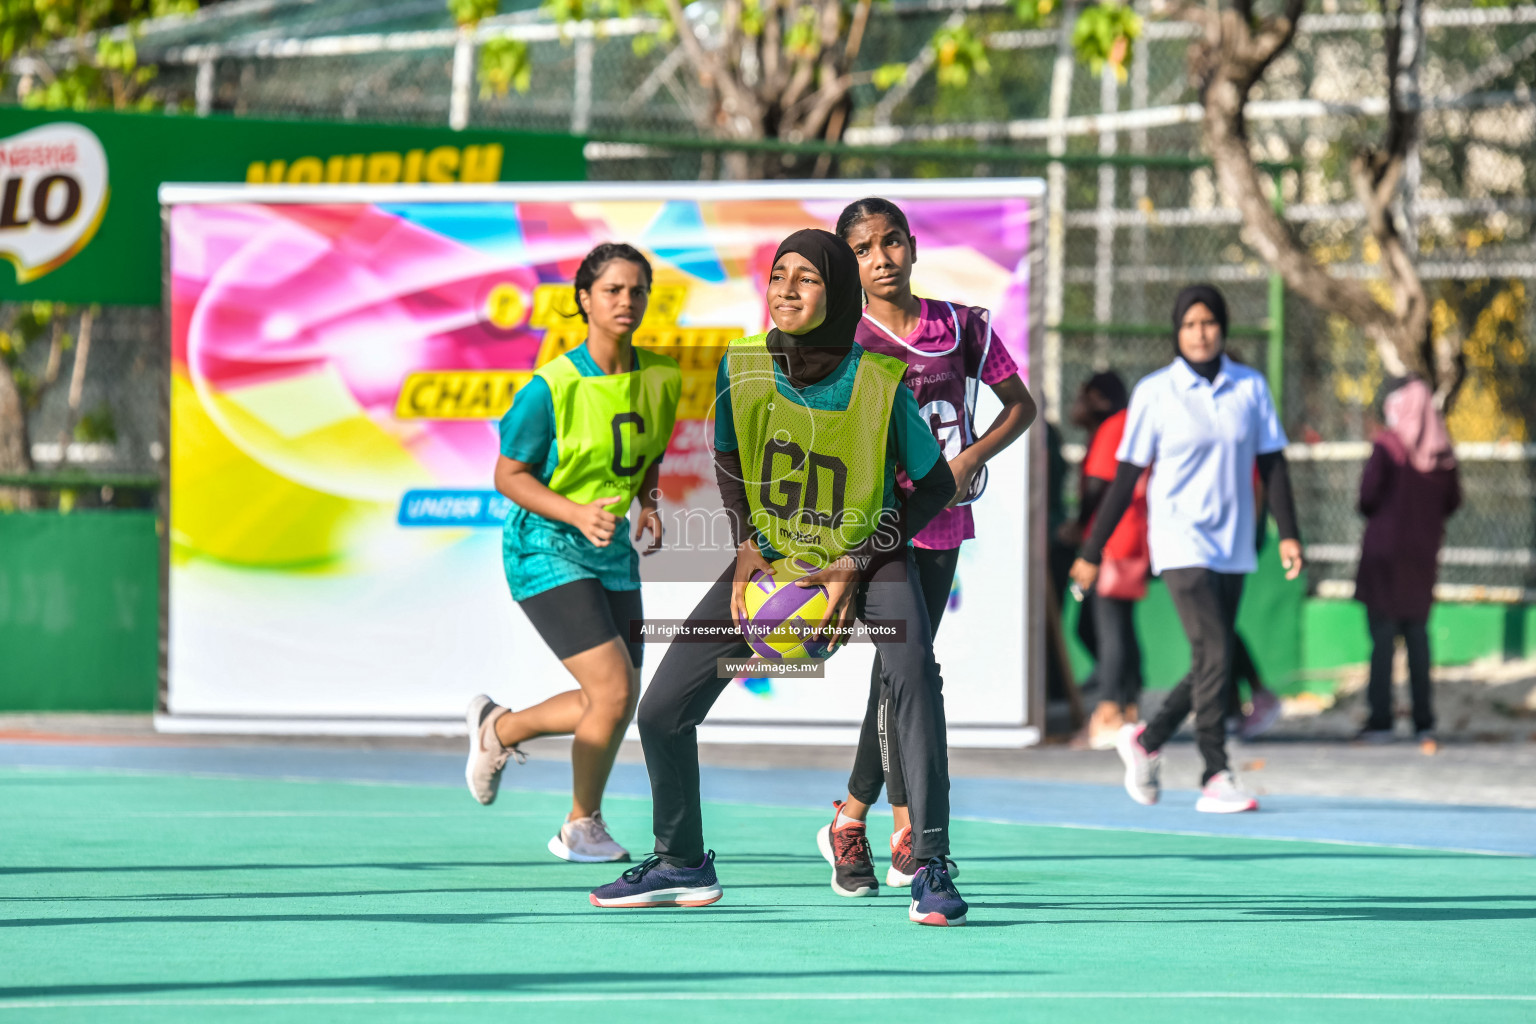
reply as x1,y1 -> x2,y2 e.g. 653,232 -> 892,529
1267,170 -> 1286,415
449,27 -> 474,130
1043,3 -> 1078,424
195,58 -> 215,116
1128,1 -> 1149,323
572,33 -> 595,136
1093,65 -> 1119,370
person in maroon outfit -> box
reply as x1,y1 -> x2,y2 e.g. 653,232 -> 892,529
1355,377 -> 1461,743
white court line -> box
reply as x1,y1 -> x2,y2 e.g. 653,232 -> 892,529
5,765 -> 1532,858
2,992 -> 1535,1010
24,811 -> 542,819
952,814 -> 1536,860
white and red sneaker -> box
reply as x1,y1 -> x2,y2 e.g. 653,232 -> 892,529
814,801 -> 878,897
1195,770 -> 1259,813
1115,722 -> 1161,805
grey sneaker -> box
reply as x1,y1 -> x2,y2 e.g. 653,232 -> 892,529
1195,769 -> 1259,813
1240,689 -> 1283,740
464,694 -> 523,805
549,812 -> 631,863
1115,723 -> 1161,805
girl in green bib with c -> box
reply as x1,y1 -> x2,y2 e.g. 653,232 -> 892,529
465,243 -> 680,865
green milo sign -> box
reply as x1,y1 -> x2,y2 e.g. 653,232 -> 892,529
0,108 -> 586,305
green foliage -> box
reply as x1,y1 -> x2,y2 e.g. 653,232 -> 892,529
784,6 -> 820,59
448,0 -> 500,26
75,405 -> 118,444
1012,0 -> 1055,23
933,23 -> 990,90
1072,1 -> 1141,82
873,62 -> 908,90
739,0 -> 765,39
479,37 -> 532,96
0,0 -> 197,110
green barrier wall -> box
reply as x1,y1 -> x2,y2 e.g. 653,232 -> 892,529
1,511 -> 1530,711
1301,599 -> 1536,673
0,512 -> 159,711
1064,536 -> 1535,696
1063,531 -> 1307,693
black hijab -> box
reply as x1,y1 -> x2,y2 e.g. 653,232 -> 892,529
766,228 -> 862,389
1171,283 -> 1229,383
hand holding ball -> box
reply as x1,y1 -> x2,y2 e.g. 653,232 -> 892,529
737,557 -> 836,660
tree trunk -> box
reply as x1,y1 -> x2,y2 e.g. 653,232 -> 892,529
0,368 -> 35,510
1192,0 -> 1456,404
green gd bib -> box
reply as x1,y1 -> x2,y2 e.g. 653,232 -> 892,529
728,335 -> 904,566
539,348 -> 681,511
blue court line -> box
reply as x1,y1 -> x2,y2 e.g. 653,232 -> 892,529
2,742 -> 1532,857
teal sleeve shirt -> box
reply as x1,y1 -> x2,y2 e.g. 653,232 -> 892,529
712,344 -> 943,558
496,344 -> 641,601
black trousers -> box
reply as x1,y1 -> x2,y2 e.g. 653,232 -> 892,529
1366,610 -> 1433,733
1141,568 -> 1245,783
846,546 -> 958,807
637,549 -> 951,866
1077,589 -> 1143,710
1223,633 -> 1262,717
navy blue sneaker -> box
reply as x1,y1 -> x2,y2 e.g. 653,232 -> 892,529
589,851 -> 723,908
908,857 -> 967,926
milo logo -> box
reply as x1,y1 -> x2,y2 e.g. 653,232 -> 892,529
0,123 -> 108,283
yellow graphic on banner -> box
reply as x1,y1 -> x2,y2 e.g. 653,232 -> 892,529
395,371 -> 533,420
528,282 -> 689,329
394,282 -> 738,422
484,283 -> 528,330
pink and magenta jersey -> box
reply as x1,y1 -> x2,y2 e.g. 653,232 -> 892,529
854,298 -> 1019,550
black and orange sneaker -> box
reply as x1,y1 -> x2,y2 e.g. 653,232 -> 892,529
814,801 -> 878,898
887,825 -> 959,888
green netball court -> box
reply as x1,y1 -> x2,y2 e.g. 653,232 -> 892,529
3,748 -> 1534,1023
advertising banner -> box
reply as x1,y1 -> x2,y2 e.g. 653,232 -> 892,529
163,181 -> 1044,743
0,109 -> 585,304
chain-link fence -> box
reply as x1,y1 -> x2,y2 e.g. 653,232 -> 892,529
3,0 -> 1532,592
0,304 -> 165,509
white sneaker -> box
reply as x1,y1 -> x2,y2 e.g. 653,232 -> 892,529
464,694 -> 522,805
1196,770 -> 1259,813
549,812 -> 631,863
1114,723 -> 1160,805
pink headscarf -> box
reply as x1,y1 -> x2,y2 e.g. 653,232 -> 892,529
1382,378 -> 1457,473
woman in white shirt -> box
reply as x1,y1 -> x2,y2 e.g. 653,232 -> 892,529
1070,284 -> 1304,814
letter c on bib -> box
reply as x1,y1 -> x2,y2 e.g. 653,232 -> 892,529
610,412 -> 646,476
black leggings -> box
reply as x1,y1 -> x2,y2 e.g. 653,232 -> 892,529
637,549 -> 951,865
1077,589 -> 1144,710
1141,568 -> 1244,783
1366,611 -> 1433,733
846,546 -> 958,808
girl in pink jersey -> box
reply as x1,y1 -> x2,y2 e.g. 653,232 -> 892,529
815,197 -> 1037,895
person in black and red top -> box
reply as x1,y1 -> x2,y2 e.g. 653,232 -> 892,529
1060,372 -> 1148,750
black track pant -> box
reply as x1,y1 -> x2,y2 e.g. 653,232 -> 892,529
845,546 -> 958,807
1077,589 -> 1144,711
1366,610 -> 1433,733
638,549 -> 951,866
1140,568 -> 1245,783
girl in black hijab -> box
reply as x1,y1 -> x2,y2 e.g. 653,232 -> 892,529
765,227 -> 863,388
588,227 -> 968,926
1170,284 -> 1228,383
